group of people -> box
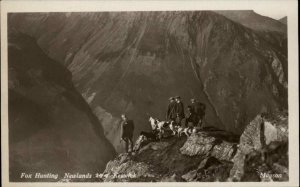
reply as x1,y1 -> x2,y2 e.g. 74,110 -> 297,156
166,96 -> 206,131
119,96 -> 206,153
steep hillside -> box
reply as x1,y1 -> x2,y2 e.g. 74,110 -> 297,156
215,11 -> 287,55
8,11 -> 288,152
215,10 -> 287,33
8,32 -> 116,181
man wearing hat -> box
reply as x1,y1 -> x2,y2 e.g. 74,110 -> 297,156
166,97 -> 176,121
174,96 -> 185,124
190,99 -> 200,115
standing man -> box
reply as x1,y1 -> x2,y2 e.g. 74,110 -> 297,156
185,105 -> 199,135
120,114 -> 134,153
190,98 -> 206,127
190,99 -> 201,116
166,97 -> 176,121
174,96 -> 185,125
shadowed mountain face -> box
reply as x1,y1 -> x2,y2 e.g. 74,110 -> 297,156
8,11 -> 288,152
8,32 -> 116,181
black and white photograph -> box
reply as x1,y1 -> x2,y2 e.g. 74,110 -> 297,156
1,0 -> 299,186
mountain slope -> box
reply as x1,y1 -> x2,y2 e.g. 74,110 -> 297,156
8,11 -> 288,152
215,10 -> 287,33
8,32 -> 116,181
279,16 -> 287,25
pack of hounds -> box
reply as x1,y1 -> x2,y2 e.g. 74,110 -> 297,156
141,96 -> 206,141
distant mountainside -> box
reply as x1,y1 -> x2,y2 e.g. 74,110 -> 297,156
215,10 -> 287,33
8,11 -> 288,153
8,32 -> 116,181
279,16 -> 287,25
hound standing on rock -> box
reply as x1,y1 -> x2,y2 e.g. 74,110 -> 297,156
149,116 -> 170,140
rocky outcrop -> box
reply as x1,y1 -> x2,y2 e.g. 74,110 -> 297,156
229,112 -> 288,181
8,11 -> 288,152
180,133 -> 217,157
102,112 -> 288,182
102,153 -> 160,182
102,127 -> 239,182
8,32 -> 116,182
211,141 -> 237,162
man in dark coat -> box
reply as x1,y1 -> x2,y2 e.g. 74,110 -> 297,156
174,96 -> 185,125
190,99 -> 206,126
166,97 -> 176,121
185,105 -> 199,135
190,99 -> 201,116
120,114 -> 134,153
186,105 -> 199,126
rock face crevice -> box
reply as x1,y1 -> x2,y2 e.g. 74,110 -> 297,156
188,55 -> 225,129
8,32 -> 116,182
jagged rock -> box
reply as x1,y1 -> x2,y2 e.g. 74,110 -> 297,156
239,115 -> 264,153
134,136 -> 172,154
228,149 -> 247,181
211,141 -> 237,161
273,163 -> 288,175
198,157 -> 222,170
198,162 -> 233,182
101,136 -> 205,181
181,170 -> 197,182
119,153 -> 131,164
104,153 -> 131,175
264,121 -> 288,145
133,135 -> 150,152
180,133 -> 216,156
180,131 -> 237,162
197,157 -> 210,170
103,155 -> 158,182
183,157 -> 232,182
271,55 -> 287,88
264,121 -> 279,144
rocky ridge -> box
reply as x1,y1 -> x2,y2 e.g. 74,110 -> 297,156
102,112 -> 288,182
215,10 -> 287,33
